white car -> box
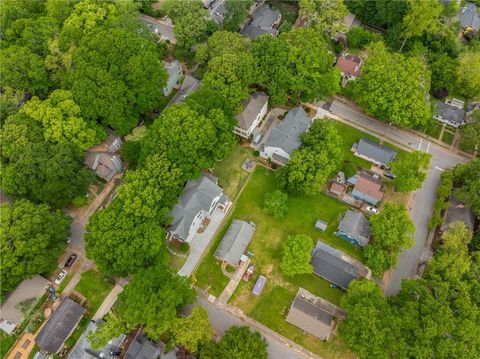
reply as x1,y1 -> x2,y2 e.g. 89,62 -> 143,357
55,269 -> 68,285
366,206 -> 380,214
253,133 -> 263,144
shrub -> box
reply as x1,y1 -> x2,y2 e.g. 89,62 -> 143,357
180,242 -> 190,253
263,190 -> 288,218
72,195 -> 88,208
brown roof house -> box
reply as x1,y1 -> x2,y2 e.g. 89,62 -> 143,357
329,182 -> 347,196
350,172 -> 384,206
85,134 -> 123,181
336,54 -> 362,85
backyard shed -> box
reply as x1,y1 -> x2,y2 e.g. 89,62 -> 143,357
252,275 -> 267,296
215,220 -> 256,267
35,298 -> 86,354
315,220 -> 328,232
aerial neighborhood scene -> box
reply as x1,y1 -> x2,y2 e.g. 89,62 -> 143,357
2,0 -> 480,358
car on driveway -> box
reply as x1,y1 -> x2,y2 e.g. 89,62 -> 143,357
366,206 -> 380,214
253,133 -> 263,144
64,254 -> 77,268
243,265 -> 255,281
55,269 -> 68,285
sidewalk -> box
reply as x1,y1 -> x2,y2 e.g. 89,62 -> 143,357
216,259 -> 250,307
92,284 -> 124,321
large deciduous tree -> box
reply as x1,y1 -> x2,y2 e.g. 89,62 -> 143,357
277,120 -> 343,194
429,54 -> 458,98
69,27 -> 167,134
344,0 -> 408,29
195,30 -> 250,65
263,190 -> 288,219
350,42 -> 431,128
453,159 -> 480,216
0,200 -> 70,296
364,203 -> 415,276
87,312 -> 130,350
85,154 -> 183,275
280,234 -> 314,277
456,51 -> 480,99
171,307 -> 213,353
391,151 -> 431,192
223,0 -> 254,31
299,0 -> 348,36
201,326 -> 268,359
460,111 -> 480,153
141,104 -> 235,180
117,264 -> 195,338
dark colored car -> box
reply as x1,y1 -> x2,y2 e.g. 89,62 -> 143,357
64,254 -> 77,268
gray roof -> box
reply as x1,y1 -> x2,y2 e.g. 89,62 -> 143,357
215,220 -> 256,266
241,5 -> 281,38
124,336 -> 160,359
265,106 -> 310,155
1,275 -> 48,325
315,219 -> 328,232
353,138 -> 397,166
236,92 -> 269,131
338,210 -> 371,246
435,102 -> 465,125
168,173 -> 224,241
286,296 -> 333,340
167,74 -> 201,107
442,195 -> 476,231
67,321 -> 126,359
311,241 -> 361,290
35,298 -> 86,354
458,3 -> 480,30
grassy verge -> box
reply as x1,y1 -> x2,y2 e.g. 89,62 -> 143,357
75,270 -> 113,313
441,130 -> 455,145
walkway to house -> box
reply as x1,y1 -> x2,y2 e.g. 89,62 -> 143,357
216,259 -> 250,307
92,284 -> 124,321
178,208 -> 228,277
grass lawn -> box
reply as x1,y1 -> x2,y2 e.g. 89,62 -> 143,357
441,130 -> 455,145
75,270 -> 113,313
423,121 -> 443,139
267,0 -> 298,24
212,145 -> 254,200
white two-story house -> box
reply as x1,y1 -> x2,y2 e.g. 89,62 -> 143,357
260,106 -> 310,165
167,173 -> 230,243
234,92 -> 269,139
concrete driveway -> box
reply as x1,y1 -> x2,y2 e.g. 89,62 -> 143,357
324,99 -> 468,294
178,208 -> 227,277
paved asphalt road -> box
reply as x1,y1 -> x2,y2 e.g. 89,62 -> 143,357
328,99 -> 469,295
196,297 -> 306,359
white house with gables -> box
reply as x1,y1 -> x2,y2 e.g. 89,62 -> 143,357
234,92 -> 269,139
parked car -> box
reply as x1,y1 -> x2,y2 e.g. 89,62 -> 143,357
384,171 -> 395,179
253,133 -> 263,144
64,254 -> 77,268
243,265 -> 255,282
55,269 -> 68,285
366,206 -> 380,214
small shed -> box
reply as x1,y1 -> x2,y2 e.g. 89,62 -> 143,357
252,275 -> 267,296
315,219 -> 328,232
329,182 -> 346,196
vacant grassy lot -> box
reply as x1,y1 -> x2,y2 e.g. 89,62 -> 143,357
441,130 -> 455,145
75,270 -> 113,313
212,145 -> 254,200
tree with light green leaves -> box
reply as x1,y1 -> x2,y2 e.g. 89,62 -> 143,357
195,30 -> 250,65
364,203 -> 415,276
117,264 -> 195,338
263,190 -> 288,219
299,0 -> 348,36
457,51 -> 480,99
350,42 -> 431,128
453,159 -> 480,217
0,200 -> 70,296
223,0 -> 254,31
460,110 -> 480,153
171,307 -> 213,353
87,312 -> 129,350
280,234 -> 314,277
391,151 -> 431,192
399,0 -> 443,51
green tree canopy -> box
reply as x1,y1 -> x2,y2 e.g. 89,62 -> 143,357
117,264 -> 195,338
87,312 -> 130,350
141,104 -> 235,181
20,90 -> 106,152
345,0 -> 408,29
171,307 -> 213,353
0,200 -> 70,296
0,0 -> 45,38
364,203 -> 415,276
223,0 -> 254,31
263,190 -> 288,219
456,51 -> 480,99
164,0 -> 210,50
277,120 -> 344,194
391,151 -> 431,192
85,154 -> 183,275
195,30 -> 250,65
346,27 -> 381,49
299,0 -> 348,36
453,159 -> 480,216
429,54 -> 458,98
0,46 -> 49,96
350,41 -> 431,128
201,326 -> 268,359
69,27 -> 167,134
280,234 -> 314,277
460,110 -> 480,153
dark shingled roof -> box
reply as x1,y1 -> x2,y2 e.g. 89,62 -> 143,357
35,298 -> 86,354
442,195 -> 476,232
458,3 -> 480,30
286,296 -> 333,340
311,241 -> 361,290
353,138 -> 397,166
124,336 -> 160,359
435,102 -> 465,126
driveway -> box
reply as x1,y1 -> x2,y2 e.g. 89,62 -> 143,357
178,208 -> 227,277
196,297 -> 308,359
323,99 -> 468,295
